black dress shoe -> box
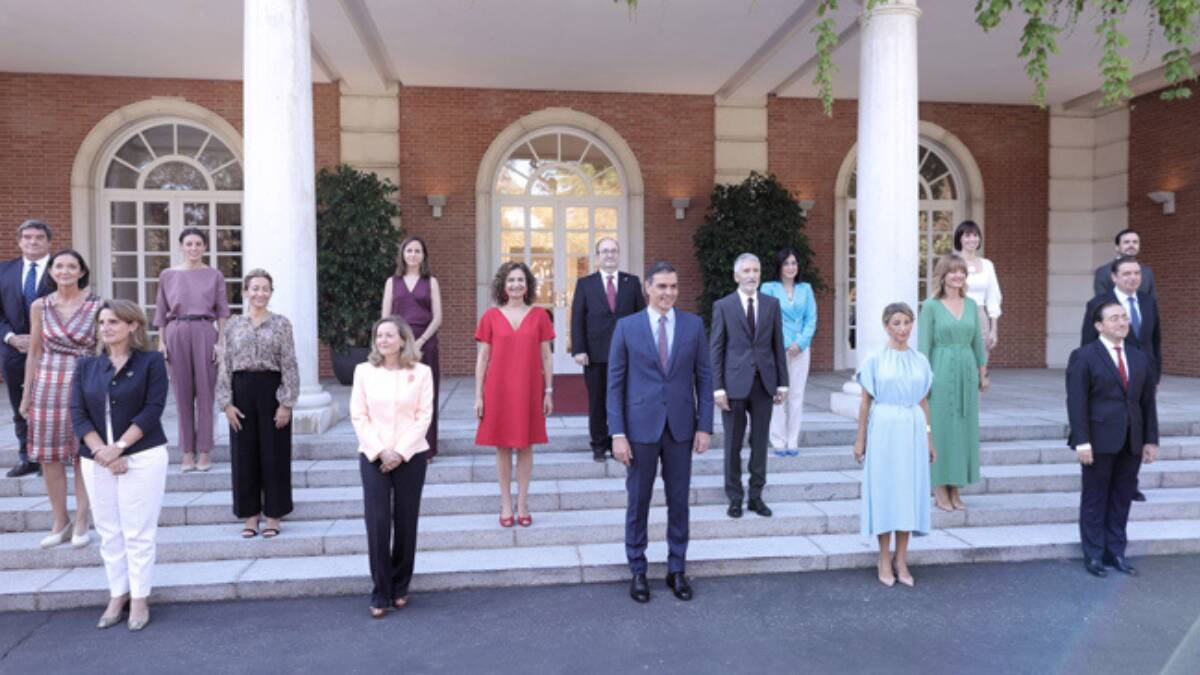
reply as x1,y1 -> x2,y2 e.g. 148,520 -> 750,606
1103,555 -> 1138,576
593,448 -> 607,463
629,574 -> 650,603
727,500 -> 743,518
1084,558 -> 1108,578
6,461 -> 40,478
747,498 -> 773,517
665,572 -> 693,601
1132,490 -> 1146,502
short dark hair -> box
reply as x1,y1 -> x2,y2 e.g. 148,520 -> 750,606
45,249 -> 90,291
491,262 -> 536,306
645,260 -> 676,283
953,220 -> 982,252
178,227 -> 208,246
18,220 -> 52,240
775,248 -> 803,282
1113,228 -> 1139,246
396,236 -> 432,278
1110,255 -> 1139,275
1092,299 -> 1123,325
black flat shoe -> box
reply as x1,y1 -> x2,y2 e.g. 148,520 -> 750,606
747,498 -> 773,517
1132,490 -> 1147,502
629,574 -> 650,603
6,461 -> 40,478
592,448 -> 607,463
1084,558 -> 1108,578
1103,555 -> 1138,576
727,500 -> 743,519
665,572 -> 693,601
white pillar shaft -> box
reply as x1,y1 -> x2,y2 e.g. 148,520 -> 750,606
243,0 -> 334,430
855,0 -> 922,357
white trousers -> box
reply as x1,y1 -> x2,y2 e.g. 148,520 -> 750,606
769,348 -> 811,450
80,446 -> 168,599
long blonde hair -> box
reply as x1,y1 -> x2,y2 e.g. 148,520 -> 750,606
95,299 -> 149,354
932,254 -> 968,299
367,316 -> 420,368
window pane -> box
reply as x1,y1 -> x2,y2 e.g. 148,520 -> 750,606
142,125 -> 175,157
496,166 -> 527,195
500,206 -> 523,230
116,136 -> 155,170
932,210 -> 954,233
528,133 -> 558,163
594,207 -> 617,231
112,281 -> 138,302
529,177 -> 553,196
930,174 -> 957,200
550,169 -> 587,196
144,281 -> 158,304
530,207 -> 553,230
144,227 -> 170,252
112,255 -> 138,278
567,232 -> 589,256
105,162 -> 138,188
184,203 -> 210,227
920,148 -> 950,186
530,231 -> 553,255
500,231 -> 525,255
178,126 -> 208,158
217,255 -> 241,278
110,202 -> 137,225
565,207 -> 588,230
561,134 -> 588,163
226,282 -> 242,309
216,228 -> 241,253
213,164 -> 243,190
591,167 -> 622,195
529,257 -> 553,303
144,202 -> 169,226
146,255 -> 170,278
216,203 -> 241,226
197,136 -> 235,171
111,228 -> 137,252
145,162 -> 208,190
580,145 -> 613,177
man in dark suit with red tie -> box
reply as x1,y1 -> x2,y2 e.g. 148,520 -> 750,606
1066,300 -> 1158,577
570,237 -> 644,462
1,220 -> 54,478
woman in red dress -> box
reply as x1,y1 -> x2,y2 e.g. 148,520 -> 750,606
474,262 -> 554,528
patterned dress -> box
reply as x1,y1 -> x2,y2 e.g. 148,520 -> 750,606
28,293 -> 101,463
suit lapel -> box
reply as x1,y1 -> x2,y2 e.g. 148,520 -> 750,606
1090,339 -> 1125,393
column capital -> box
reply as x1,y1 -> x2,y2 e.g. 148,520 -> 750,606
861,0 -> 921,21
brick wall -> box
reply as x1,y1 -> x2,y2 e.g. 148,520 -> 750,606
398,87 -> 714,375
768,97 -> 1049,370
1129,89 -> 1199,376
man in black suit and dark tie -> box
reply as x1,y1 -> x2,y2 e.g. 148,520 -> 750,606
1082,256 -> 1162,385
1067,300 -> 1158,577
1,220 -> 53,478
710,253 -> 788,519
1093,228 -> 1155,297
570,237 -> 644,462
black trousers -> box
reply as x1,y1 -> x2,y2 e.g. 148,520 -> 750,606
625,429 -> 692,575
360,452 -> 427,608
723,373 -> 773,502
229,371 -> 293,519
2,352 -> 30,464
1079,439 -> 1141,561
583,361 -> 611,451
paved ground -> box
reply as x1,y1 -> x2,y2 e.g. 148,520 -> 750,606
1,556 -> 1198,674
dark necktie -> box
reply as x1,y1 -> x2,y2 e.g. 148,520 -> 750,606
657,315 -> 669,371
1127,296 -> 1141,338
746,296 -> 756,340
1114,346 -> 1128,388
23,262 -> 37,311
606,275 -> 617,313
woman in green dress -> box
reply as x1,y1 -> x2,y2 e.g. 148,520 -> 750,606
919,254 -> 989,512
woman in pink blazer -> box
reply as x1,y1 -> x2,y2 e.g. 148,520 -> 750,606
350,316 -> 434,618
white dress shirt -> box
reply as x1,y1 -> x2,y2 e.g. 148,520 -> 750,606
1075,335 -> 1128,453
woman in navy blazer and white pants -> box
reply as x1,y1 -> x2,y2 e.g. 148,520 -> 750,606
71,299 -> 169,631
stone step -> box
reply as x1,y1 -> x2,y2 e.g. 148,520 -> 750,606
3,487 -> 1199,572
7,437 -> 1200,498
4,458 -> 1200,532
4,517 -> 1200,611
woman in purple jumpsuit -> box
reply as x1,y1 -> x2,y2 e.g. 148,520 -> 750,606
380,236 -> 442,460
155,228 -> 230,472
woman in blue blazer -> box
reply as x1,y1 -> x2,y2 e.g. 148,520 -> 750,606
759,248 -> 817,456
71,299 -> 169,632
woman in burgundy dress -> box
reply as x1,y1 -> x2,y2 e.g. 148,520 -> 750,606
380,236 -> 442,460
474,262 -> 553,528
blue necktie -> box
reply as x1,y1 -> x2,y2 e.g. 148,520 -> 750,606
22,262 -> 37,311
1127,296 -> 1141,338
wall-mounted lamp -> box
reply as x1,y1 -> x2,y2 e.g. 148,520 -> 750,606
1147,191 -> 1176,215
426,195 -> 447,218
672,198 -> 691,220
798,199 -> 815,214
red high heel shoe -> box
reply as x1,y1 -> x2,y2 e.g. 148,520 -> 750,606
517,513 -> 533,527
499,514 -> 515,528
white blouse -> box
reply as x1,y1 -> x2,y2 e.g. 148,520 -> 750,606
965,257 -> 1002,319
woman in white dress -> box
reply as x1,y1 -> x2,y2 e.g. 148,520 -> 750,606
954,221 -> 1002,352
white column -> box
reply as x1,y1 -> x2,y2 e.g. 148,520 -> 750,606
830,0 -> 922,417
243,0 -> 337,433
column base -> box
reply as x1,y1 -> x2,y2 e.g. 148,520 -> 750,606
291,385 -> 340,435
829,380 -> 863,419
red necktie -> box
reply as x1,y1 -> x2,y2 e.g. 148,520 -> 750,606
1114,346 -> 1128,388
606,275 -> 617,312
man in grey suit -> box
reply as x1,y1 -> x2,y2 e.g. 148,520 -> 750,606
1094,228 -> 1155,297
710,253 -> 788,518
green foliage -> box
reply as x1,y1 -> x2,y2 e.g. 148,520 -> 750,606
315,164 -> 402,350
693,172 -> 823,327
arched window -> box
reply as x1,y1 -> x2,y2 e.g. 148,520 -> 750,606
837,138 -> 979,367
492,127 -> 628,371
101,120 -> 243,332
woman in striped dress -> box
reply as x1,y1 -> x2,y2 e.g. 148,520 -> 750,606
20,249 -> 101,549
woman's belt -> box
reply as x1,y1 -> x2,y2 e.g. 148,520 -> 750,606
171,315 -> 214,321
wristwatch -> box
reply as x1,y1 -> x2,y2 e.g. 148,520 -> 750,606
115,440 -> 129,450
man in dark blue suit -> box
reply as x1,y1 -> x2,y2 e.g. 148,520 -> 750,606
570,237 -> 644,462
608,261 -> 713,603
1067,300 -> 1158,578
1,220 -> 53,478
1082,256 -> 1161,384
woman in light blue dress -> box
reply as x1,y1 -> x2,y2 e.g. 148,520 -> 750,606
760,248 -> 817,456
853,302 -> 935,588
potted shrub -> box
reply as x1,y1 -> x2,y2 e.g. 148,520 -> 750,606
316,164 -> 403,384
